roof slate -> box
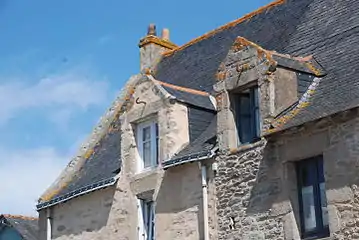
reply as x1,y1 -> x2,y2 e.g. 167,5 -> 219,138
53,117 -> 121,199
187,106 -> 216,142
1,215 -> 38,240
39,0 -> 359,206
162,85 -> 215,110
171,116 -> 217,160
155,0 -> 359,130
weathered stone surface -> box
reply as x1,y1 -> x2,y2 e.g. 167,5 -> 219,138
39,76 -> 214,240
216,116 -> 359,239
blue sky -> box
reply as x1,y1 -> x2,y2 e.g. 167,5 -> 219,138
0,0 -> 272,216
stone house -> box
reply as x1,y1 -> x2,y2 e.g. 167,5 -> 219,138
37,0 -> 359,239
0,214 -> 38,240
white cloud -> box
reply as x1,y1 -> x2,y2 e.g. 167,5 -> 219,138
0,147 -> 69,216
98,34 -> 114,45
0,70 -> 110,125
48,108 -> 74,131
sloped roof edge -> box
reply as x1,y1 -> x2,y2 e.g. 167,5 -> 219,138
162,146 -> 218,169
265,77 -> 322,134
39,74 -> 143,203
148,74 -> 217,110
36,176 -> 118,210
1,215 -> 38,221
162,0 -> 286,57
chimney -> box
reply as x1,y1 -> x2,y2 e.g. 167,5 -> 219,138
139,24 -> 177,72
161,28 -> 170,41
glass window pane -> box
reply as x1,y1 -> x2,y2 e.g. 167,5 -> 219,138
301,162 -> 316,187
320,182 -> 329,227
155,124 -> 159,164
155,123 -> 159,139
302,185 -> 317,232
239,94 -> 250,115
318,157 -> 325,182
237,94 -> 251,143
143,126 -> 151,142
149,202 -> 155,240
143,142 -> 151,168
238,115 -> 252,143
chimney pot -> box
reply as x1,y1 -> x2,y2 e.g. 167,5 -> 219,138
147,24 -> 157,36
161,28 -> 170,41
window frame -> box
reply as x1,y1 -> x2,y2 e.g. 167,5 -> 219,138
136,119 -> 159,172
137,199 -> 155,240
296,156 -> 330,239
233,86 -> 261,145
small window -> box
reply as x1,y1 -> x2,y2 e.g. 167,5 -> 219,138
138,199 -> 155,240
137,120 -> 159,171
296,156 -> 329,239
233,86 -> 260,144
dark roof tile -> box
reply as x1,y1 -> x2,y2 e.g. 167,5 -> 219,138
1,215 -> 38,240
156,0 -> 359,131
53,118 -> 121,198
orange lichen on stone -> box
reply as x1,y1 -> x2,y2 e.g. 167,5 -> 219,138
40,180 -> 72,202
152,79 -> 210,97
3,214 -> 38,221
83,148 -> 94,160
234,37 -> 275,63
305,62 -> 323,76
215,94 -> 223,107
216,71 -> 227,81
162,0 -> 286,57
265,77 -> 321,134
139,35 -> 177,49
294,55 -> 313,62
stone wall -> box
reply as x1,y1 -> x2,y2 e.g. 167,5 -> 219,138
39,77 -> 216,240
41,161 -> 216,240
43,172 -> 136,240
156,162 -> 212,240
215,112 -> 359,239
215,139 -> 285,240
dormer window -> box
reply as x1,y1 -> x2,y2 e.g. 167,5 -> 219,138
137,120 -> 159,172
232,86 -> 260,144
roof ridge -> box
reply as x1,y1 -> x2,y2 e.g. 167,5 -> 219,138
152,78 -> 210,96
2,214 -> 38,221
162,0 -> 286,57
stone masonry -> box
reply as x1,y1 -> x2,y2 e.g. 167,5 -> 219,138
215,109 -> 359,239
39,75 -> 216,240
214,36 -> 359,239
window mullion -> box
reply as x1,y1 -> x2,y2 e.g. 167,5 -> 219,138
148,202 -> 154,240
296,163 -> 307,237
313,159 -> 325,234
249,89 -> 256,140
138,127 -> 144,172
150,123 -> 156,167
253,87 -> 260,138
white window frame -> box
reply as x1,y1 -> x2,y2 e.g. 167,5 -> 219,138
137,199 -> 155,240
136,120 -> 159,172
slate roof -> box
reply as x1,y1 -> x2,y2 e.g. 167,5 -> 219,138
0,215 -> 38,240
163,85 -> 215,110
37,115 -> 122,209
54,118 -> 121,198
39,0 -> 359,205
163,116 -> 217,168
155,0 -> 359,130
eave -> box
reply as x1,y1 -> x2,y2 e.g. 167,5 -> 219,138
36,177 -> 118,210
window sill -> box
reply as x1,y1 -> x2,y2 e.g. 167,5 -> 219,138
130,167 -> 161,199
134,166 -> 160,179
302,237 -> 332,240
229,138 -> 266,155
